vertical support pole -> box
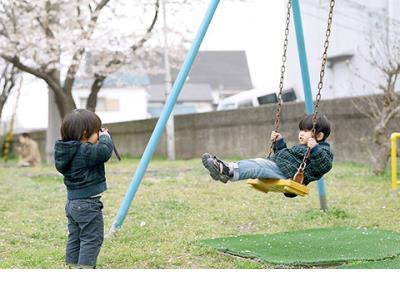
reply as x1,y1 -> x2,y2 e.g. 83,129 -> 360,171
292,0 -> 328,211
109,0 -> 220,234
46,85 -> 61,165
391,133 -> 400,192
162,0 -> 176,161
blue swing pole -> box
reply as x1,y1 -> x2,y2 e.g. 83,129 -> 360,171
291,0 -> 328,211
109,0 -> 221,234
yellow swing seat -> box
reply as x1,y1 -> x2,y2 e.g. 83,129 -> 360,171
247,178 -> 309,197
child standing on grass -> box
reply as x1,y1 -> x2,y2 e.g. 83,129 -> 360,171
202,114 -> 334,197
54,109 -> 113,268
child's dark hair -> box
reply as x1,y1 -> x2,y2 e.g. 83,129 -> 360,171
20,132 -> 31,138
298,113 -> 331,141
60,109 -> 102,141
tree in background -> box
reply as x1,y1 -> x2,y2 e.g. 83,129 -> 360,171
0,0 -> 160,118
0,0 -> 247,118
0,60 -> 19,121
351,15 -> 400,174
0,58 -> 21,160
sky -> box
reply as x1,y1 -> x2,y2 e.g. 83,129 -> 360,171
199,0 -> 284,87
1,1 -> 284,130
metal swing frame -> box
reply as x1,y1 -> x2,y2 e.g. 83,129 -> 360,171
109,0 -> 335,233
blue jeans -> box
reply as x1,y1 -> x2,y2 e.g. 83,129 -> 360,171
65,198 -> 104,267
231,158 -> 286,181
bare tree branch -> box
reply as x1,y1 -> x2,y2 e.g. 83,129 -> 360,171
85,0 -> 161,111
86,74 -> 105,111
350,13 -> 400,174
63,0 -> 111,95
131,0 -> 160,53
0,60 -> 19,120
1,54 -> 47,80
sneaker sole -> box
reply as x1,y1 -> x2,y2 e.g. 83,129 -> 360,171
201,153 -> 229,183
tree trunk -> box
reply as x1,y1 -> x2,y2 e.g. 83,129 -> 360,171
86,75 -> 105,112
372,144 -> 390,175
0,96 -> 6,121
371,125 -> 390,174
46,87 -> 62,164
0,64 -> 18,121
60,91 -> 77,116
45,70 -> 76,118
51,89 -> 76,117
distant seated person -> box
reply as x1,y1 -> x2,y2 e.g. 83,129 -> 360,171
16,133 -> 41,167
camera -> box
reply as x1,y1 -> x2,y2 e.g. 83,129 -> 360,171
100,128 -> 121,161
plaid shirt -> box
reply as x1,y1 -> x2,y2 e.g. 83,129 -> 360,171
269,138 -> 333,185
54,135 -> 113,200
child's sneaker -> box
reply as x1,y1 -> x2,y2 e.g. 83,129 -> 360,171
202,153 -> 232,183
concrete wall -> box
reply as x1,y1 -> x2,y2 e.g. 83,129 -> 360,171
170,95 -> 397,163
19,95 -> 400,165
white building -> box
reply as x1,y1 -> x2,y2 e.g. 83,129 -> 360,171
286,0 -> 400,100
73,72 -> 150,124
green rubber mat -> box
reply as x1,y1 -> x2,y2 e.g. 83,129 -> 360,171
197,227 -> 400,266
337,256 -> 400,269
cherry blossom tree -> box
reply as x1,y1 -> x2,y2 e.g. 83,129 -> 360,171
0,0 -> 161,118
0,0 -> 248,118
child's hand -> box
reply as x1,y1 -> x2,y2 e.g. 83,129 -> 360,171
99,128 -> 111,138
307,138 -> 318,149
271,131 -> 283,141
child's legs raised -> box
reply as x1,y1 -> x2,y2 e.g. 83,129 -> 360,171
232,158 -> 286,181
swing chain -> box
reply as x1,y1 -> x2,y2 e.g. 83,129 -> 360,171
267,0 -> 292,158
294,0 -> 335,184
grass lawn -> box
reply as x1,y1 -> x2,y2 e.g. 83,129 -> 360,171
0,157 -> 399,268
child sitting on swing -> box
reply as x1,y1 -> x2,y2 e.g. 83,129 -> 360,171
202,113 -> 333,192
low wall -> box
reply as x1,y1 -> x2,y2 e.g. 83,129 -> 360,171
22,95 -> 400,165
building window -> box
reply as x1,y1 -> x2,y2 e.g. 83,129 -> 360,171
79,97 -> 119,112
